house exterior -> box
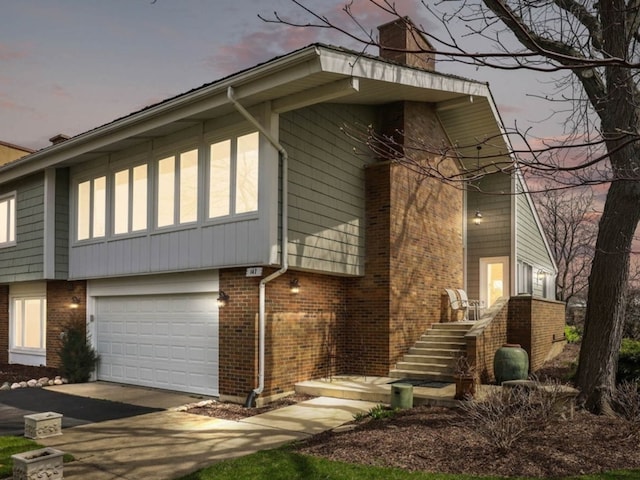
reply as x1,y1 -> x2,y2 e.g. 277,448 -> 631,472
0,19 -> 562,402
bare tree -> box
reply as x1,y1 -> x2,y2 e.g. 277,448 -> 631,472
265,0 -> 640,413
535,187 -> 597,303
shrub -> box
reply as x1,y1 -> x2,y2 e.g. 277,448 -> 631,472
460,379 -> 569,452
618,338 -> 640,384
564,325 -> 581,343
59,318 -> 99,383
613,381 -> 640,438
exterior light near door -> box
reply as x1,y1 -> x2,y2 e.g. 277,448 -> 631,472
70,296 -> 81,309
537,270 -> 546,282
473,210 -> 483,225
290,278 -> 300,294
217,291 -> 230,308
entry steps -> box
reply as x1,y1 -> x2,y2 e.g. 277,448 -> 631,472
388,322 -> 475,382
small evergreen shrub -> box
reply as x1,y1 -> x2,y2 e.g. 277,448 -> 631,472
618,339 -> 640,384
564,325 -> 581,343
59,318 -> 99,383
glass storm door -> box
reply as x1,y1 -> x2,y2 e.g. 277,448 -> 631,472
479,257 -> 510,308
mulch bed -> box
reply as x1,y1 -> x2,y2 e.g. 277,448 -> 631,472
0,364 -> 61,385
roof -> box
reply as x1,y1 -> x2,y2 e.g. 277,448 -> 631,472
0,43 -> 512,183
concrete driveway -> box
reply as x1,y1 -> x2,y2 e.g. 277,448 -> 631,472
5,382 -> 375,480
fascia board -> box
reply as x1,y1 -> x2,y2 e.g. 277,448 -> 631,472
317,47 -> 490,97
0,46 -> 324,184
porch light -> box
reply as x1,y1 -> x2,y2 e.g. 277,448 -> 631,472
537,270 -> 546,282
473,210 -> 483,225
70,296 -> 81,309
217,291 -> 230,308
290,278 -> 300,294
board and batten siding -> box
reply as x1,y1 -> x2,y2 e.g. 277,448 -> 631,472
466,172 -> 512,300
70,218 -> 266,279
0,173 -> 45,282
281,103 -> 376,276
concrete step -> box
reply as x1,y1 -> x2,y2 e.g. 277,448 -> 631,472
420,332 -> 467,342
408,347 -> 464,357
395,361 -> 453,374
414,339 -> 466,350
431,321 -> 475,330
403,354 -> 458,365
388,369 -> 454,382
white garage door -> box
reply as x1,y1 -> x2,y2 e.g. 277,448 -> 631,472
95,293 -> 219,396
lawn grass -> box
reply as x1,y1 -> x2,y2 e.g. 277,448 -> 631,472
175,447 -> 640,480
0,436 -> 43,478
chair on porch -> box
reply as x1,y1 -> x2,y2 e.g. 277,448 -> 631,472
444,288 -> 468,321
456,289 -> 481,320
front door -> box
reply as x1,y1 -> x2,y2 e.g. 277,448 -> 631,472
479,256 -> 510,308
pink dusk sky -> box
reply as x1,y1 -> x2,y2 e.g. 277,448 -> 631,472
1,0 -> 561,151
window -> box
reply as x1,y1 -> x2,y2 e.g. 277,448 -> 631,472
114,164 -> 148,235
0,193 -> 16,246
12,297 -> 46,350
208,131 -> 259,219
77,176 -> 106,240
157,149 -> 199,228
517,262 -> 533,294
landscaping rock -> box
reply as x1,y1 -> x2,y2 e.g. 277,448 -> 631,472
0,382 -> 10,390
27,379 -> 37,388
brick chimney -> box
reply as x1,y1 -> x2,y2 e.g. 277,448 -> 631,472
49,134 -> 70,145
378,17 -> 435,71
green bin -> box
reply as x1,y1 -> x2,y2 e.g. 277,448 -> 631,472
390,383 -> 413,409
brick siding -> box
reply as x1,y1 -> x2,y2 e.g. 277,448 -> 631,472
219,268 -> 347,399
46,280 -> 86,368
467,296 -> 566,382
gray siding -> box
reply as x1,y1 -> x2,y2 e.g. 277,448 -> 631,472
515,178 -> 554,269
281,103 -> 376,275
55,169 -> 69,279
70,217 -> 266,279
515,177 -> 555,297
466,172 -> 512,299
0,173 -> 45,282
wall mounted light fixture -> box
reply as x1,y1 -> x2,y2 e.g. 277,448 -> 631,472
217,291 -> 230,308
473,210 -> 483,225
70,296 -> 81,309
290,278 -> 300,294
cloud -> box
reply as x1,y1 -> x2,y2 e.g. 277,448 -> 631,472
0,93 -> 34,113
0,43 -> 30,61
203,0 -> 426,76
51,84 -> 71,99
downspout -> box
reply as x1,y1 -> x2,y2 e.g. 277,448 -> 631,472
227,86 -> 288,406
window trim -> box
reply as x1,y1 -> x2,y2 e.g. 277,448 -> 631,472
112,163 -> 149,236
154,146 -> 200,230
0,191 -> 17,248
205,130 -> 260,222
74,175 -> 107,242
9,295 -> 47,353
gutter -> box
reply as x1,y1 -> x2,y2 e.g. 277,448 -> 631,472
227,86 -> 289,406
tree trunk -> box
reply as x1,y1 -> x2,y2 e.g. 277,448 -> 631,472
576,179 -> 640,414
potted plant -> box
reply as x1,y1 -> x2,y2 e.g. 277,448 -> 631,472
453,355 -> 478,400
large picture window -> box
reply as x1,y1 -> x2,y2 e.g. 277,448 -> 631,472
208,131 -> 259,219
12,297 -> 46,350
157,149 -> 199,228
114,164 -> 148,235
77,176 -> 106,240
0,193 -> 16,246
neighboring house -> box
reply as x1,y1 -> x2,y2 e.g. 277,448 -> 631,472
0,141 -> 33,166
0,19 -> 563,402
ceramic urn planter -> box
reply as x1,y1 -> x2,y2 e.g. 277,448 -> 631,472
12,447 -> 64,480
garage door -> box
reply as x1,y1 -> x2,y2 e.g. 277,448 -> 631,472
95,293 -> 218,396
